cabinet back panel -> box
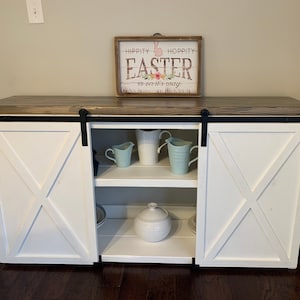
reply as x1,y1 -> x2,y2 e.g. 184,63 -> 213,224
95,187 -> 196,207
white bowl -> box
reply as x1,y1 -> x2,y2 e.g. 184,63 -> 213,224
134,202 -> 171,242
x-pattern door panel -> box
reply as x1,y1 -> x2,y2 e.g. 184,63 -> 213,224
0,122 -> 97,264
197,123 -> 300,268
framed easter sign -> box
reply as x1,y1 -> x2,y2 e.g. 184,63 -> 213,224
114,35 -> 202,97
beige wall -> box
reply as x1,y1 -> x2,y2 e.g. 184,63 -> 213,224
1,0 -> 299,100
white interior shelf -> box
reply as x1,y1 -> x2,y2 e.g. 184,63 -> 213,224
94,157 -> 198,188
97,219 -> 195,264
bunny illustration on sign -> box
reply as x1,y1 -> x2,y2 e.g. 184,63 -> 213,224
154,41 -> 163,57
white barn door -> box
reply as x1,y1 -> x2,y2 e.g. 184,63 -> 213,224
197,123 -> 300,268
0,122 -> 98,264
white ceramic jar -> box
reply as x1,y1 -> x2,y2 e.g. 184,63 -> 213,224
134,202 -> 172,242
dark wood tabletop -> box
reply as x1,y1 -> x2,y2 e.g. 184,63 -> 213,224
0,95 -> 299,116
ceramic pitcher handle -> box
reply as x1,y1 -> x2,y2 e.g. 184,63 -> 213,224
105,148 -> 116,163
157,141 -> 166,154
157,131 -> 171,153
188,145 -> 199,166
159,130 -> 171,139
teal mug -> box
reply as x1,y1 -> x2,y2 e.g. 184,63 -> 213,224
105,141 -> 135,168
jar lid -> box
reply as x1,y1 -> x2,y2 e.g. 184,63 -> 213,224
137,202 -> 169,222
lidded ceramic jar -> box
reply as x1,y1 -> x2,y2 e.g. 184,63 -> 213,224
134,202 -> 172,242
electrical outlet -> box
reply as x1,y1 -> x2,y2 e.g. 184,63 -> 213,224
26,0 -> 44,24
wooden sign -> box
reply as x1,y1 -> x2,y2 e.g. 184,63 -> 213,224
114,36 -> 202,97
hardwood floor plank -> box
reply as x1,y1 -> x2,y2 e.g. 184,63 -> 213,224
0,265 -> 49,300
0,263 -> 300,300
118,264 -> 150,299
145,265 -> 177,300
199,270 -> 234,300
100,263 -> 125,288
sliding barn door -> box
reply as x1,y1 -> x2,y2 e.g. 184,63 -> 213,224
0,122 -> 98,264
197,123 -> 300,268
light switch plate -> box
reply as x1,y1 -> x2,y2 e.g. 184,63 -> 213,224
26,0 -> 44,24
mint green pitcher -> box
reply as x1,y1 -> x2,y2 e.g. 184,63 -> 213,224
159,137 -> 198,174
105,141 -> 135,168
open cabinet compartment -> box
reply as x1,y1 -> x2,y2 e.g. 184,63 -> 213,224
91,123 -> 200,264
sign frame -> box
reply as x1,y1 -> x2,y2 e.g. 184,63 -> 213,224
114,35 -> 202,97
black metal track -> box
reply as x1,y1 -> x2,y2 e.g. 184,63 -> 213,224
1,115 -> 299,123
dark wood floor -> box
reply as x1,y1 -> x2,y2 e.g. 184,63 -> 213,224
1,261 -> 300,300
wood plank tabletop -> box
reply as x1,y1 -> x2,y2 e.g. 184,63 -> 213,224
0,95 -> 299,116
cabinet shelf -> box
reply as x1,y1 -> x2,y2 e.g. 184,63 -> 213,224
97,219 -> 195,264
94,157 -> 198,188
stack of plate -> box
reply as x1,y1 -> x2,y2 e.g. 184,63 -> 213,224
188,214 -> 196,234
96,205 -> 106,229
